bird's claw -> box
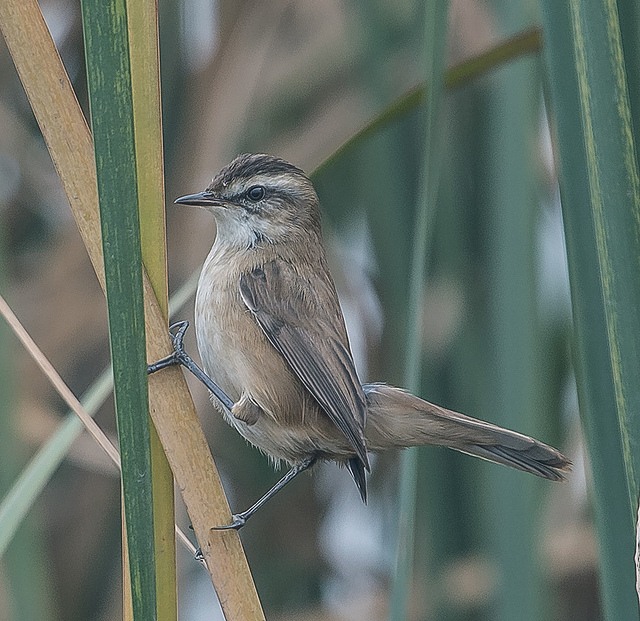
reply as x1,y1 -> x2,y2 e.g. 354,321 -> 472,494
193,547 -> 207,565
211,514 -> 247,531
168,320 -> 189,348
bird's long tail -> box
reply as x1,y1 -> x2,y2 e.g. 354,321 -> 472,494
363,384 -> 570,481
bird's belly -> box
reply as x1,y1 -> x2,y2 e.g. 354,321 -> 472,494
227,414 -> 353,465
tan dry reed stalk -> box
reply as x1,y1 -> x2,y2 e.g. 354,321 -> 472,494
0,3 -> 264,619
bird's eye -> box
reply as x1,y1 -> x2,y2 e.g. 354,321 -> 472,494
247,185 -> 265,201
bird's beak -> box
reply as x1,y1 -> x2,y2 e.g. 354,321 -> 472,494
174,191 -> 222,207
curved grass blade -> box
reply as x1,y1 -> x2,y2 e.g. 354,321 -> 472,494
541,0 -> 640,618
314,28 -> 541,177
0,370 -> 113,557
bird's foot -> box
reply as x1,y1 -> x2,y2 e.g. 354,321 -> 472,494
210,456 -> 317,530
211,513 -> 248,531
147,321 -> 190,374
147,321 -> 234,411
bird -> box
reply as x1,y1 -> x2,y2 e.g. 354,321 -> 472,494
161,153 -> 570,529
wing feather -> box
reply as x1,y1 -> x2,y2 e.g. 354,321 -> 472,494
239,261 -> 369,469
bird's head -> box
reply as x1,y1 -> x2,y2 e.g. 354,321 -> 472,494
175,154 -> 321,249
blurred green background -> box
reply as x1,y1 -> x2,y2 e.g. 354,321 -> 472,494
0,0 -> 613,619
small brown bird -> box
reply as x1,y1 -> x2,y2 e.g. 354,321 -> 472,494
163,153 -> 570,529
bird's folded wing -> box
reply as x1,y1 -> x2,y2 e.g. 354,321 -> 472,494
239,260 -> 369,469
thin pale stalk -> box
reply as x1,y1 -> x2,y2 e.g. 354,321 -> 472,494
0,294 -> 119,464
0,273 -> 197,558
0,292 -> 196,558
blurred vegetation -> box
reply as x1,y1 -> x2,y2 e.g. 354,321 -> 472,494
0,0 -> 623,619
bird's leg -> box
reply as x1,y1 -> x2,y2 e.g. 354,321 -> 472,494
147,320 -> 234,411
212,456 -> 317,531
149,322 -> 314,531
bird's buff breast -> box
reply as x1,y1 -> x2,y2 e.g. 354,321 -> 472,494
194,247 -> 262,404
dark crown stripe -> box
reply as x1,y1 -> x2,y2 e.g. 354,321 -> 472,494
215,154 -> 307,187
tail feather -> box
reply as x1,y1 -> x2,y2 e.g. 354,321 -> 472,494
455,444 -> 567,481
347,457 -> 368,502
363,383 -> 571,481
